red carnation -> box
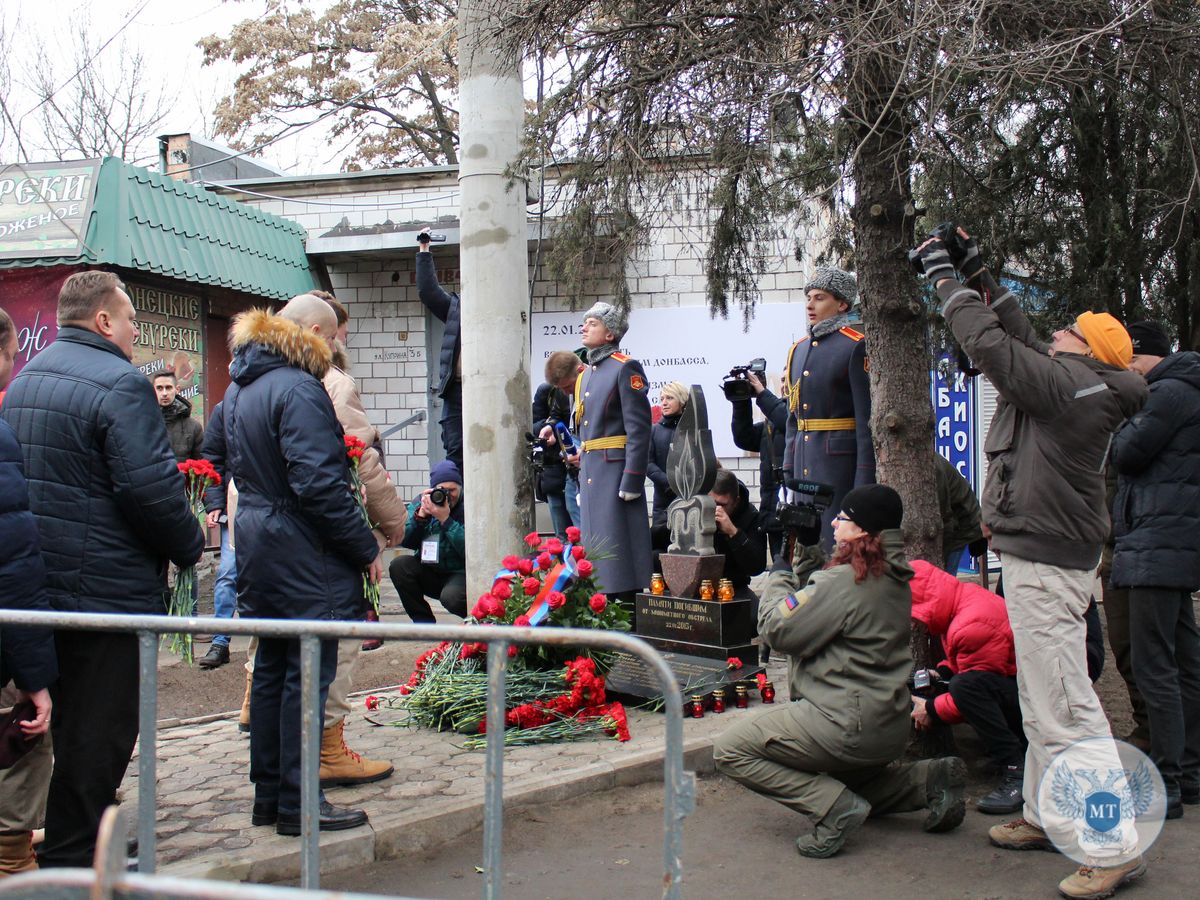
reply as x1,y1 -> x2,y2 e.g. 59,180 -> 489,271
755,672 -> 768,689
365,695 -> 379,710
546,537 -> 564,555
491,579 -> 513,600
566,526 -> 581,543
537,552 -> 553,569
571,546 -> 586,560
507,644 -> 519,658
522,577 -> 541,596
514,615 -> 531,627
589,593 -> 607,613
576,559 -> 594,578
547,591 -> 567,609
501,554 -> 521,571
470,601 -> 489,620
726,657 -> 744,669
516,558 -> 534,576
524,531 -> 541,547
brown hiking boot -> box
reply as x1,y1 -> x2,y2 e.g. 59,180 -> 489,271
1058,857 -> 1146,899
319,720 -> 394,788
0,831 -> 38,877
988,817 -> 1055,851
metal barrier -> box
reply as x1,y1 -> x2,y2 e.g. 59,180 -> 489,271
0,610 -> 694,899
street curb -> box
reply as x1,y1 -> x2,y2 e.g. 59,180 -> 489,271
161,735 -> 717,883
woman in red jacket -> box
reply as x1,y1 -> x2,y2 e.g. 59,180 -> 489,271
908,560 -> 1027,815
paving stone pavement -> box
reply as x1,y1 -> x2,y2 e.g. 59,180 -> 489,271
124,660 -> 789,885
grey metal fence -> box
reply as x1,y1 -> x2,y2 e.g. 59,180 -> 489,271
0,610 -> 693,899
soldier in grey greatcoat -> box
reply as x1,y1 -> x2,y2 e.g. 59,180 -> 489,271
575,302 -> 653,602
782,268 -> 875,550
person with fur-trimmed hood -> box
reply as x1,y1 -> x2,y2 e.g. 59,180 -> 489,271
223,303 -> 380,837
783,267 -> 875,551
576,301 -> 653,605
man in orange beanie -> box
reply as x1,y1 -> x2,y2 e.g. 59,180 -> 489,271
914,228 -> 1149,900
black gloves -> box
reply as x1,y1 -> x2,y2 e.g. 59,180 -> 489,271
917,239 -> 957,285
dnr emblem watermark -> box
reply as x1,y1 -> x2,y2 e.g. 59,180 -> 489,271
1037,738 -> 1167,865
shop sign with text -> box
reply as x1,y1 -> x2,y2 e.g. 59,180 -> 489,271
0,160 -> 101,259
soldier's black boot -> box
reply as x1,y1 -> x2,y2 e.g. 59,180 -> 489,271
795,788 -> 871,859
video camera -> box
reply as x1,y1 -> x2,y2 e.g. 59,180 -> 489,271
907,221 -> 968,275
776,479 -> 835,545
721,357 -> 768,401
416,228 -> 448,244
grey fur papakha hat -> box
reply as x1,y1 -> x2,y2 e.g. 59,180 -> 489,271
583,301 -> 629,341
805,267 -> 858,307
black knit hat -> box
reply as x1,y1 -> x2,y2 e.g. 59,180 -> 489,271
1127,321 -> 1171,358
840,484 -> 903,535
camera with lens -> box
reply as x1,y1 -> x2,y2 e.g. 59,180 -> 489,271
721,357 -> 768,401
524,432 -> 547,472
907,220 -> 968,275
416,228 -> 448,244
776,479 -> 835,546
428,487 -> 450,506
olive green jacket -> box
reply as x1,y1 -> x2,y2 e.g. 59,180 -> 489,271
758,530 -> 914,760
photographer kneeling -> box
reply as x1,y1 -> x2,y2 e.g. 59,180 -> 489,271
714,485 -> 966,858
388,461 -> 467,623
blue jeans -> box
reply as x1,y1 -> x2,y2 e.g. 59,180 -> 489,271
943,546 -> 964,574
564,472 -> 580,530
212,526 -> 237,648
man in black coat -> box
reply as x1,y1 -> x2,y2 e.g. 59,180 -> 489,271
0,272 -> 204,869
709,469 -> 768,596
223,302 -> 380,835
0,307 -> 55,875
416,231 -> 463,469
1110,321 -> 1200,818
153,369 -> 203,462
730,370 -> 787,558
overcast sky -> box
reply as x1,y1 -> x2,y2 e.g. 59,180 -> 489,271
3,0 -> 341,175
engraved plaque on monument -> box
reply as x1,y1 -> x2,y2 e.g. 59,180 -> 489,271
617,385 -> 764,704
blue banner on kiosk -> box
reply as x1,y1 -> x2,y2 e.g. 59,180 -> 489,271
931,357 -> 978,573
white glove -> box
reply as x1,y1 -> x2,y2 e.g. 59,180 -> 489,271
618,490 -> 641,501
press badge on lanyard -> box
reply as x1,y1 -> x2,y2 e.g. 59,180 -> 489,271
421,538 -> 440,564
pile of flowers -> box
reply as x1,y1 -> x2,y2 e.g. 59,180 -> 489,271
375,527 -> 634,746
166,458 -> 221,663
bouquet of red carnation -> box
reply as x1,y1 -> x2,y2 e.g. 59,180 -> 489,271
166,458 -> 221,663
343,435 -> 380,614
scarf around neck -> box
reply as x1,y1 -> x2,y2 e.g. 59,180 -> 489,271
587,343 -> 619,365
811,312 -> 851,340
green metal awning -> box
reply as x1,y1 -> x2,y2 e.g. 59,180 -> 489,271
0,157 -> 315,300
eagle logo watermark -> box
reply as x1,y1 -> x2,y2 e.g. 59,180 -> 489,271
1037,738 -> 1166,865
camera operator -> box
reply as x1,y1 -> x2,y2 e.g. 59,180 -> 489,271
388,461 -> 467,623
416,230 -> 463,470
915,225 -> 1147,896
533,351 -> 583,538
728,364 -> 787,559
783,268 -> 875,551
710,469 -> 767,595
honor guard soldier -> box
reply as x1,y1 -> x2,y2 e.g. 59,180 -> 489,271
783,267 -> 875,550
575,302 -> 653,606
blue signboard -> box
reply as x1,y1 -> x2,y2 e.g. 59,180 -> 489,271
931,356 -> 979,572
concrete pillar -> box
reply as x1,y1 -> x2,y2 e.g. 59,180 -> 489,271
457,0 -> 530,598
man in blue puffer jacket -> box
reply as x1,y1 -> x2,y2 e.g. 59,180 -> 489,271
1,272 -> 203,869
221,299 -> 380,836
0,307 -> 56,875
1111,321 -> 1200,819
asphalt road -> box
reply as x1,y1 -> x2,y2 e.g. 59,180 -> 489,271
314,774 -> 1197,900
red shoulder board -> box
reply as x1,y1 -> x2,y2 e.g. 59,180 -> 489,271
839,326 -> 865,341
611,351 -> 631,362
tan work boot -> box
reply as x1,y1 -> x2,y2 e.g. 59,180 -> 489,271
1058,856 -> 1146,899
239,668 -> 252,734
0,831 -> 38,877
319,720 -> 394,788
988,817 -> 1055,851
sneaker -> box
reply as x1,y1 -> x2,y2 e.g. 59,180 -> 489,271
988,817 -> 1055,852
923,756 -> 967,833
197,644 -> 230,669
795,789 -> 871,859
978,765 -> 1024,815
1058,857 -> 1146,899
